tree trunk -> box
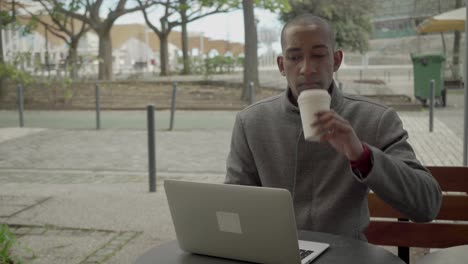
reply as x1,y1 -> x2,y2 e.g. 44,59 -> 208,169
45,26 -> 51,76
452,0 -> 462,80
242,0 -> 259,101
440,32 -> 446,56
0,26 -> 6,99
452,31 -> 461,80
160,33 -> 170,76
181,8 -> 190,74
98,30 -> 113,80
68,39 -> 79,80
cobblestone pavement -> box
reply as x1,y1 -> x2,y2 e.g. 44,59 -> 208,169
0,111 -> 463,181
0,110 -> 464,263
8,223 -> 140,264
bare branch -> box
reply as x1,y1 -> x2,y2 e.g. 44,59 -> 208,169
116,0 -> 126,11
49,0 -> 93,26
138,0 -> 161,36
1,0 -> 18,26
34,0 -> 90,39
186,6 -> 230,22
42,22 -> 69,44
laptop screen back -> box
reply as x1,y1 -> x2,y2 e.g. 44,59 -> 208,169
164,180 -> 303,264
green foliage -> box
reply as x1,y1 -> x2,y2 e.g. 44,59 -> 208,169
279,0 -> 374,53
196,0 -> 290,11
205,56 -> 237,74
0,63 -> 33,86
179,55 -> 242,75
255,0 -> 290,12
0,11 -> 12,29
0,50 -> 75,101
0,224 -> 22,264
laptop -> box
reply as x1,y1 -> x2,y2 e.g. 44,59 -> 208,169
164,180 -> 329,264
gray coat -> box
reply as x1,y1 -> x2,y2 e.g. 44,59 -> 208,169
225,84 -> 442,240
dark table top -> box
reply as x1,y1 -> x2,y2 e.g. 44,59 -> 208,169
136,231 -> 405,264
416,245 -> 468,264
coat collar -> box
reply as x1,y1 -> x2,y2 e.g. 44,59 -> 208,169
280,81 -> 344,115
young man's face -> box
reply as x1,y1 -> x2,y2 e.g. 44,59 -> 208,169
277,23 -> 342,100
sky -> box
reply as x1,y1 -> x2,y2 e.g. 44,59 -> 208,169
19,1 -> 284,54
116,7 -> 283,52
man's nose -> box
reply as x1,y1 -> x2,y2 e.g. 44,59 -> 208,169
300,58 -> 317,75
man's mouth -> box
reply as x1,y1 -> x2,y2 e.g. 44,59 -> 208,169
298,82 -> 321,89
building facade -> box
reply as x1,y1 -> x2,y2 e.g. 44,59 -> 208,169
372,0 -> 465,38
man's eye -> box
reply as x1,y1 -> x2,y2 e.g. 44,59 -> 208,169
288,55 -> 301,61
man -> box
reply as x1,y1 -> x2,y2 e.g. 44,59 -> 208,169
225,14 -> 442,240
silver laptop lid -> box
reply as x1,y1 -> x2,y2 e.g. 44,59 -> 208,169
164,180 -> 303,264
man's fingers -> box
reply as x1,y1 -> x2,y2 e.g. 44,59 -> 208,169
313,112 -> 349,133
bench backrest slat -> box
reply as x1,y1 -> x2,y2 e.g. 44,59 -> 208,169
366,221 -> 468,248
366,166 -> 468,252
426,166 -> 468,192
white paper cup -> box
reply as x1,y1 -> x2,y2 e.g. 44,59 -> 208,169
297,89 -> 331,141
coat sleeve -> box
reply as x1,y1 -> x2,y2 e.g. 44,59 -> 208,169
224,113 -> 261,186
357,108 -> 442,222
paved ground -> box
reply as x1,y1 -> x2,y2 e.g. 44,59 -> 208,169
0,67 -> 466,263
0,108 -> 465,264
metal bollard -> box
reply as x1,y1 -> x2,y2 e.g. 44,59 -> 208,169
17,84 -> 24,127
339,82 -> 343,91
147,105 -> 156,192
429,80 -> 435,132
169,82 -> 177,131
249,81 -> 255,105
95,82 -> 101,130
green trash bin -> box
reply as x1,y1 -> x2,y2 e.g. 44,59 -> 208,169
411,53 -> 446,107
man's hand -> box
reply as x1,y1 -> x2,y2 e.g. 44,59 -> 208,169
312,110 -> 364,161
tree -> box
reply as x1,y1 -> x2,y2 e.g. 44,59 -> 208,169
242,0 -> 258,101
280,0 -> 374,53
52,0 -> 150,80
0,1 -> 18,98
29,0 -> 90,79
241,0 -> 289,101
139,0 -> 177,76
140,0 -> 233,76
178,0 -> 235,75
451,0 -> 462,80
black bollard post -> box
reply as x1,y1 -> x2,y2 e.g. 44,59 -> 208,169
429,80 -> 435,132
147,105 -> 156,192
249,81 -> 255,105
17,84 -> 24,128
169,82 -> 177,131
95,82 -> 101,130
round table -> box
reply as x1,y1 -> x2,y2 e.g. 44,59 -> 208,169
416,245 -> 468,264
136,231 -> 405,264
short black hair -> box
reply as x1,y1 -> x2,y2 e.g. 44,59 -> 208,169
280,14 -> 336,51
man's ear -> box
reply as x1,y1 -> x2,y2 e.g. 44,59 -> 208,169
333,50 -> 343,72
277,56 -> 286,76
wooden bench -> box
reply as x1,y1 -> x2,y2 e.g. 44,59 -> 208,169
365,166 -> 468,263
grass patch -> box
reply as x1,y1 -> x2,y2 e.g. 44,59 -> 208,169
0,224 -> 28,264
